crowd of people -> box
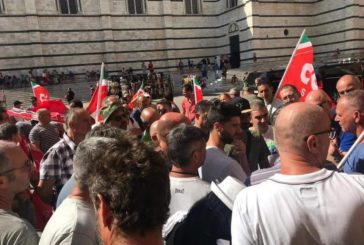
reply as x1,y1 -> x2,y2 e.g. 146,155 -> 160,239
0,72 -> 364,245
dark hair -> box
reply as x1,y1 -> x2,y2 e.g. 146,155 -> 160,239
88,134 -> 170,235
164,93 -> 174,101
183,84 -> 193,92
69,99 -> 83,108
195,100 -> 212,114
207,101 -> 241,131
0,107 -> 7,121
0,123 -> 18,141
86,124 -> 126,139
257,79 -> 272,88
13,101 -> 22,107
167,124 -> 206,167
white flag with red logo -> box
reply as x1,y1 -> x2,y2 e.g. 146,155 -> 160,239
193,77 -> 203,103
276,30 -> 318,101
31,81 -> 50,103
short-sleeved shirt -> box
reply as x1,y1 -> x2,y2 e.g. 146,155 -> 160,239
40,133 -> 76,190
0,209 -> 39,245
29,123 -> 60,153
343,143 -> 364,174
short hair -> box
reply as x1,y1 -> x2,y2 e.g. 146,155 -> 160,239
167,124 -> 206,167
0,123 -> 18,141
69,99 -> 83,108
340,90 -> 364,112
13,101 -> 22,107
195,100 -> 212,114
207,101 -> 241,131
88,135 -> 170,235
86,124 -> 126,139
156,98 -> 172,108
249,99 -> 266,111
257,78 -> 272,88
183,84 -> 193,92
280,84 -> 300,95
229,87 -> 240,97
255,77 -> 267,85
64,108 -> 85,129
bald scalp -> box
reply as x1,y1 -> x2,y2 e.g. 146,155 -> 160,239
0,141 -> 24,175
336,75 -> 362,90
160,112 -> 190,124
305,89 -> 329,103
274,103 -> 329,153
141,107 -> 160,122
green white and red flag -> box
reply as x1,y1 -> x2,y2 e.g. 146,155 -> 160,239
86,62 -> 108,122
31,81 -> 50,103
275,29 -> 318,101
128,82 -> 145,109
193,77 -> 203,103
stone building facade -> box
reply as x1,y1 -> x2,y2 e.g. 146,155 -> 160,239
0,0 -> 363,75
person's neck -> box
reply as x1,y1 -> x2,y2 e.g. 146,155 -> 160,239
356,127 -> 364,143
0,194 -> 14,211
206,132 -> 224,151
69,183 -> 92,204
108,228 -> 163,245
170,165 -> 199,178
279,152 -> 321,175
66,130 -> 81,145
39,122 -> 48,127
265,97 -> 273,105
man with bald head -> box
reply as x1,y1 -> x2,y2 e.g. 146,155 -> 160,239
336,90 -> 364,173
232,102 -> 364,244
336,74 -> 362,97
0,141 -> 39,244
140,107 -> 160,142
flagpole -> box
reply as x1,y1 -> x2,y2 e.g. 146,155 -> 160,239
337,130 -> 364,171
193,75 -> 197,103
273,29 -> 307,99
95,62 -> 104,123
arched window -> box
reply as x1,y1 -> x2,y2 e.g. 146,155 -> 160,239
57,0 -> 82,14
127,0 -> 146,14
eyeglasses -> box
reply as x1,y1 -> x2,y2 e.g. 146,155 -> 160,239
338,88 -> 355,96
303,128 -> 336,141
0,160 -> 32,176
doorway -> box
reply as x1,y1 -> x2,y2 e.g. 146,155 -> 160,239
229,35 -> 240,68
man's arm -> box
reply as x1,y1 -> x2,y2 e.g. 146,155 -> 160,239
36,179 -> 56,205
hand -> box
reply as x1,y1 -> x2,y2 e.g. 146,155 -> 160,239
232,139 -> 247,156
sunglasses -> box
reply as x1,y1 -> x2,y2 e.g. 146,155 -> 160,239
303,128 -> 336,141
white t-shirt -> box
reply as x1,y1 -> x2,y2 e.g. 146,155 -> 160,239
169,176 -> 210,216
39,198 -> 100,245
232,169 -> 364,245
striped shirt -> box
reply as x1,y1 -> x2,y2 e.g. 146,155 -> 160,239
29,123 -> 60,153
40,134 -> 76,190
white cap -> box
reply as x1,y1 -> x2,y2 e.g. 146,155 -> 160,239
210,176 -> 246,210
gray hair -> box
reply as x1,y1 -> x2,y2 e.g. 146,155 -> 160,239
340,90 -> 364,113
73,137 -> 118,190
64,108 -> 85,129
249,99 -> 266,111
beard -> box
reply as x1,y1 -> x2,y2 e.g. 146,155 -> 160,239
220,130 -> 234,144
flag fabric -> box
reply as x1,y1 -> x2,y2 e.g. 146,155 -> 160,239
7,109 -> 65,123
275,30 -> 318,101
128,82 -> 145,109
86,62 -> 108,121
31,81 -> 50,103
30,81 -> 68,115
193,77 -> 203,103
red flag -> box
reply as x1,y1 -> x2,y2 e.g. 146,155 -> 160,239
193,77 -> 203,103
128,82 -> 145,109
32,99 -> 68,114
31,81 -> 50,103
276,30 -> 318,101
86,63 -> 108,122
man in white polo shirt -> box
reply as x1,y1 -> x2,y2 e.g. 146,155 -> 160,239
232,102 -> 364,244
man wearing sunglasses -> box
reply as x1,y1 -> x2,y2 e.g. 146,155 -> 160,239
232,102 -> 364,244
336,90 -> 364,174
0,141 -> 39,244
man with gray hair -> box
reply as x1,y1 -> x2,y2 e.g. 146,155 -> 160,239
0,141 -> 39,244
36,108 -> 92,205
232,102 -> 364,244
40,137 -> 110,244
335,90 -> 364,173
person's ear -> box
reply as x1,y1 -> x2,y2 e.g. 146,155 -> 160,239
353,111 -> 361,124
214,122 -> 223,133
98,194 -> 113,230
306,135 -> 319,154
